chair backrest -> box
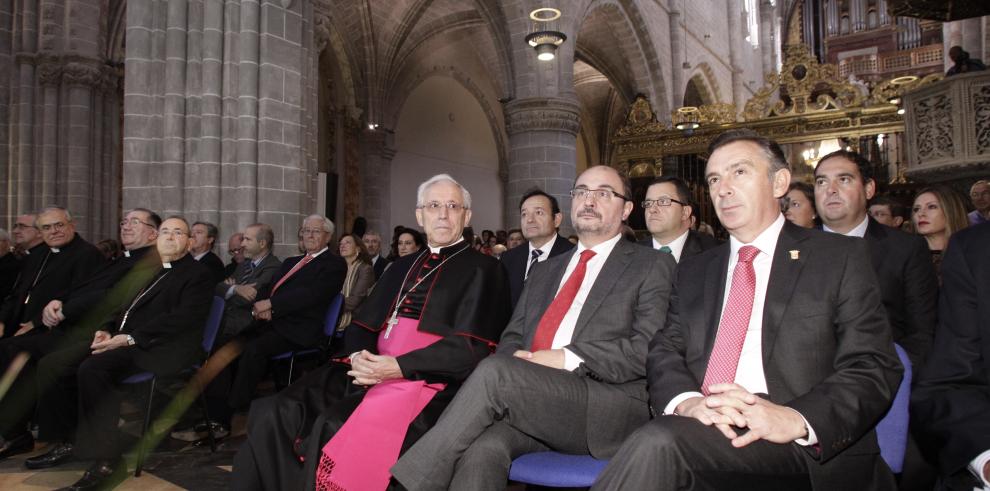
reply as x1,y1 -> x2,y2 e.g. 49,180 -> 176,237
201,296 -> 226,353
322,293 -> 344,337
876,343 -> 912,473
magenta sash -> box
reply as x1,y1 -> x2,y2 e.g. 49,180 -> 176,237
315,317 -> 445,491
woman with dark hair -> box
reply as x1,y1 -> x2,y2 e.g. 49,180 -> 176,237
782,181 -> 818,228
395,228 -> 424,257
337,233 -> 375,330
912,185 -> 969,280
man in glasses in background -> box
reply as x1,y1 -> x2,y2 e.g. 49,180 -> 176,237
640,176 -> 718,263
393,165 -> 676,491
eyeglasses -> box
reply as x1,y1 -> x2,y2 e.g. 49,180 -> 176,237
39,222 -> 67,232
417,201 -> 468,212
300,228 -> 326,236
12,223 -> 37,230
570,188 -> 630,202
642,197 -> 686,209
158,229 -> 188,237
119,218 -> 156,228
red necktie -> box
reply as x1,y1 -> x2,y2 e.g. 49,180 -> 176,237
701,245 -> 760,395
270,254 -> 314,294
530,250 -> 596,351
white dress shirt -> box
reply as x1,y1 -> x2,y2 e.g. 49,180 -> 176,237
525,234 -> 559,278
652,229 -> 690,263
823,214 -> 869,238
663,215 -> 818,445
548,233 -> 623,371
971,449 -> 990,489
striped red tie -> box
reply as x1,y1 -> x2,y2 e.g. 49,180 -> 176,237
701,245 -> 760,395
270,254 -> 314,295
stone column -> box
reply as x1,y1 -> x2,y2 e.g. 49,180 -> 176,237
503,97 -> 581,235
360,129 -> 395,237
725,0 -> 746,111
759,0 -> 775,75
0,0 -> 12,226
669,9 -> 685,107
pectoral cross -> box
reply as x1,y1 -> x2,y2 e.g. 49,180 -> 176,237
385,309 -> 399,339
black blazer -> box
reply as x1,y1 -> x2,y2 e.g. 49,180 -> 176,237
651,221 -> 902,490
264,250 -> 347,347
0,235 -> 103,331
197,250 -> 226,284
371,255 -> 390,281
863,218 -> 937,367
637,230 -> 719,262
912,223 -> 990,488
0,253 -> 21,303
59,245 -> 159,327
115,253 -> 215,375
499,234 -> 575,309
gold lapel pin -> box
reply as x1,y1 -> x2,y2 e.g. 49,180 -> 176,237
789,250 -> 800,260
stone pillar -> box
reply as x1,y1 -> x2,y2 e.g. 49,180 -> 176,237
669,9 -> 685,108
725,0 -> 746,111
504,97 -> 581,235
759,0 -> 775,75
0,0 -> 11,227
360,129 -> 395,237
124,0 -> 313,258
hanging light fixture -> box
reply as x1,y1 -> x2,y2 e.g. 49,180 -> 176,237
674,106 -> 701,132
526,7 -> 566,61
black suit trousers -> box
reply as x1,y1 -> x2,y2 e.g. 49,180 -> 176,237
591,416 -> 811,491
74,346 -> 145,461
227,329 -> 304,411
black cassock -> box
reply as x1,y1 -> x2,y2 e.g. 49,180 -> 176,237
233,240 -> 511,490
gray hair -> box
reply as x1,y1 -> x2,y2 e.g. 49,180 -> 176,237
303,214 -> 335,236
36,206 -> 73,225
416,174 -> 472,209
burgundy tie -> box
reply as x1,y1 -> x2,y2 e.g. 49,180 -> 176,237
530,250 -> 596,351
701,245 -> 760,395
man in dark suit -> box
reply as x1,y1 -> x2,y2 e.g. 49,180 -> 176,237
912,223 -> 990,490
499,189 -> 575,309
0,207 -> 103,339
223,231 -> 245,278
638,175 -> 718,263
56,216 -> 215,490
593,130 -> 902,490
362,230 -> 390,280
814,150 -> 936,368
190,221 -> 226,283
226,214 -> 347,413
392,165 -> 676,490
0,229 -> 17,301
171,222 -> 282,441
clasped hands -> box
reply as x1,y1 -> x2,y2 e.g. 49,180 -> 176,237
252,299 -> 272,321
90,330 -> 130,354
675,383 -> 808,448
347,350 -> 402,386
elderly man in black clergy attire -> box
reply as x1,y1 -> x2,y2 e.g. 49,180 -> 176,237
232,174 -> 511,491
392,165 -> 675,491
912,223 -> 990,490
592,130 -> 902,490
0,206 -> 104,458
0,209 -> 162,465
56,216 -> 215,490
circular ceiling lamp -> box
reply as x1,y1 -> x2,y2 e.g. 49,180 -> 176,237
526,7 -> 566,61
674,106 -> 701,131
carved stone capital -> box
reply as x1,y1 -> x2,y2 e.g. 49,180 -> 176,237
37,57 -> 63,86
504,97 -> 581,136
62,62 -> 103,88
314,14 -> 331,52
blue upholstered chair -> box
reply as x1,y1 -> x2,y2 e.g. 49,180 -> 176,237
876,343 -> 912,473
270,293 -> 344,384
121,295 -> 225,477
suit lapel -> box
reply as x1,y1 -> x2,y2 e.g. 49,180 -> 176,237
761,223 -> 809,364
572,240 -> 633,339
702,245 -> 730,356
527,249 -> 571,332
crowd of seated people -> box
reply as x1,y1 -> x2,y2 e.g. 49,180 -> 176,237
0,132 -> 987,491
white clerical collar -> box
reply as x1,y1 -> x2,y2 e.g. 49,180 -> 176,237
429,237 -> 465,254
729,214 -> 786,259
576,232 -> 623,256
163,261 -> 173,269
124,250 -> 131,258
50,247 -> 61,254
529,234 -> 558,259
193,251 -> 209,261
823,214 -> 869,238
